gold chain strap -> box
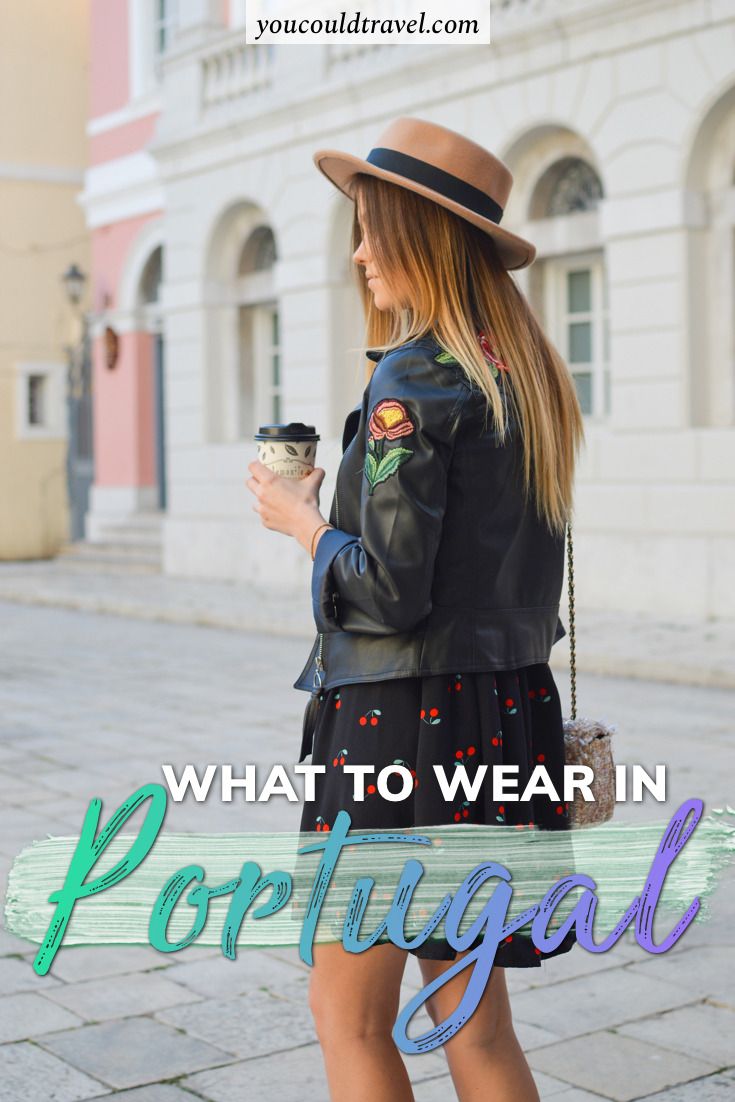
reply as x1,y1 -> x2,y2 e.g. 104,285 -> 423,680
566,522 -> 577,721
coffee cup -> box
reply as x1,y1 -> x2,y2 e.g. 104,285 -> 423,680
254,423 -> 320,479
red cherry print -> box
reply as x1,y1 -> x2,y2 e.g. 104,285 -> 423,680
540,687 -> 547,695
498,805 -> 505,814
528,689 -> 537,699
370,716 -> 378,726
534,947 -> 542,955
462,808 -> 469,818
454,812 -> 461,822
505,935 -> 513,943
492,736 -> 499,746
556,805 -> 564,815
537,753 -> 545,763
430,707 -> 439,718
455,681 -> 462,691
366,784 -> 376,795
359,715 -> 367,726
505,697 -> 514,708
335,700 -> 341,710
455,750 -> 464,760
467,745 -> 476,756
332,756 -> 338,767
420,708 -> 426,719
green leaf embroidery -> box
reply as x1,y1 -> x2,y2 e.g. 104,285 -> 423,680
365,446 -> 413,494
364,451 -> 378,484
435,350 -> 459,365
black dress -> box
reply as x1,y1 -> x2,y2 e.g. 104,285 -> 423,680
299,663 -> 578,966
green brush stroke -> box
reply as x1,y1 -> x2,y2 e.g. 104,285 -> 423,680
5,807 -> 734,956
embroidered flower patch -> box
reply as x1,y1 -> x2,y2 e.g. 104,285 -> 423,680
435,330 -> 509,381
364,398 -> 414,495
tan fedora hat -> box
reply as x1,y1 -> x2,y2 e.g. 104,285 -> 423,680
313,116 -> 535,270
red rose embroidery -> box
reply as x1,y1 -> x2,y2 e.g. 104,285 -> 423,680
368,399 -> 414,440
364,398 -> 415,495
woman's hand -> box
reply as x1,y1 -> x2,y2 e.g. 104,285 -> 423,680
246,460 -> 329,554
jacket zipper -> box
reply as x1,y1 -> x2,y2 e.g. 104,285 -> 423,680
313,484 -> 340,690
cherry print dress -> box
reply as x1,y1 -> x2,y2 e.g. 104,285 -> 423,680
300,664 -> 578,965
298,332 -> 577,966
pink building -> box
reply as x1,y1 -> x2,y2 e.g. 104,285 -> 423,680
84,0 -> 204,541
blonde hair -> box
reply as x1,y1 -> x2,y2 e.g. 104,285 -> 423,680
350,174 -> 585,537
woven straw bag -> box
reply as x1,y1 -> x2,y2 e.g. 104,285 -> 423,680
562,524 -> 616,827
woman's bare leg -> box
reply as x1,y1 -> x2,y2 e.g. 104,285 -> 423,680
418,955 -> 540,1102
309,940 -> 414,1102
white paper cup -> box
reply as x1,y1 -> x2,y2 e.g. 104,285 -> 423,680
254,423 -> 320,479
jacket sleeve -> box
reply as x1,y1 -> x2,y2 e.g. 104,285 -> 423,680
311,346 -> 469,635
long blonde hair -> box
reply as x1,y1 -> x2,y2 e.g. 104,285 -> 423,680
350,174 -> 585,537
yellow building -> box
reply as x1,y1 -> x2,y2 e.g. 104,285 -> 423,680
0,1 -> 89,559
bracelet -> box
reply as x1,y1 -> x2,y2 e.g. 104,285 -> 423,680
310,522 -> 333,561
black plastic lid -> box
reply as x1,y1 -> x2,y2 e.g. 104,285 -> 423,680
254,422 -> 320,442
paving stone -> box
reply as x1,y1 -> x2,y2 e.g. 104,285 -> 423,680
0,1041 -> 106,1102
162,949 -> 309,1000
39,1018 -> 231,1090
0,991 -> 82,1043
514,1017 -> 566,1050
510,966 -> 698,1038
531,1070 -> 580,1096
88,1089 -> 198,1102
637,1073 -> 735,1100
43,972 -> 202,1022
551,1091 -> 613,1101
616,1001 -> 735,1069
0,955 -> 61,994
155,989 -> 317,1059
0,924 -> 36,956
623,947 -> 735,1004
183,1045 -> 329,1102
47,945 -> 169,983
529,1031 -> 716,1102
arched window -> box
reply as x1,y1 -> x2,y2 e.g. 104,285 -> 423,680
136,245 -> 166,509
205,204 -> 280,444
239,225 -> 277,273
139,246 -> 162,316
237,226 -> 281,438
538,157 -> 604,217
685,86 -> 735,427
527,156 -> 608,420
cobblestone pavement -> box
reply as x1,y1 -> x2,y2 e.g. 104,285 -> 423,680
0,558 -> 733,689
0,599 -> 733,1101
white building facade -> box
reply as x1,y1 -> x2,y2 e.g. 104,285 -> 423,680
83,0 -> 735,620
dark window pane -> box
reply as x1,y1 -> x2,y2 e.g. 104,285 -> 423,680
573,372 -> 593,415
567,270 -> 591,314
28,375 -> 46,426
569,321 -> 592,364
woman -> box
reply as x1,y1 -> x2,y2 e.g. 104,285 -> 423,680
247,117 -> 585,1102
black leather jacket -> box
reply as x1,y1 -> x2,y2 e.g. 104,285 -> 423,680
293,335 -> 566,699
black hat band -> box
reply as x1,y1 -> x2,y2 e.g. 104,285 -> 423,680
365,147 -> 504,225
